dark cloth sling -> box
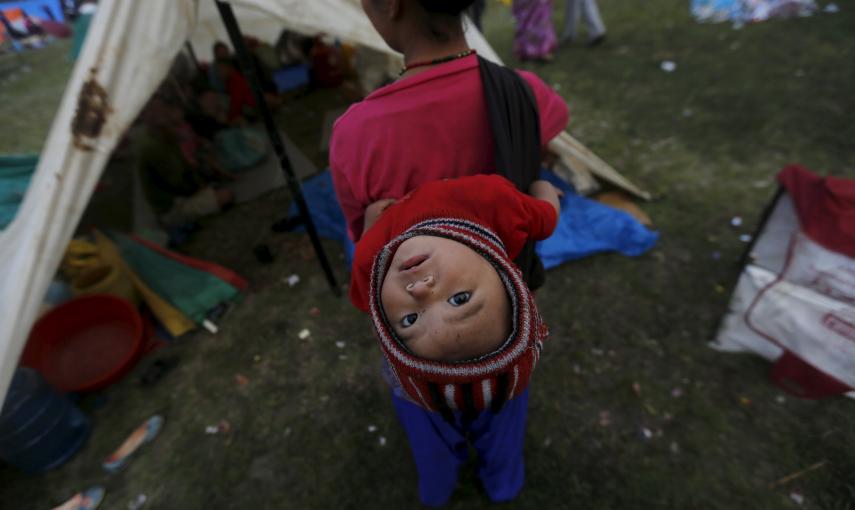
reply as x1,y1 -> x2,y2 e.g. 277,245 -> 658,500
478,56 -> 546,290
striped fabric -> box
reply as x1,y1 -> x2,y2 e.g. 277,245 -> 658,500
369,218 -> 549,416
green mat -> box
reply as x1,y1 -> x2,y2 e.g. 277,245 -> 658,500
108,232 -> 241,324
69,13 -> 93,61
0,154 -> 38,230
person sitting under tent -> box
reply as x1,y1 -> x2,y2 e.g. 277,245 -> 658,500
184,80 -> 230,141
208,41 -> 233,94
208,40 -> 281,123
212,56 -> 284,124
242,35 -> 280,94
137,96 -> 234,227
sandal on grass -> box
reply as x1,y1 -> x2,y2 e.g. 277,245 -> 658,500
51,486 -> 105,510
103,415 -> 164,473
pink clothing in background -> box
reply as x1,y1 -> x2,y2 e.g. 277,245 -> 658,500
330,54 -> 569,240
512,0 -> 559,60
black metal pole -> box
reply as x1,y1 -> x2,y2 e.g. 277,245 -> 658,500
214,0 -> 340,296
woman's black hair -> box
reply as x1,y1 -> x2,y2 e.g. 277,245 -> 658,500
414,0 -> 476,16
413,0 -> 475,42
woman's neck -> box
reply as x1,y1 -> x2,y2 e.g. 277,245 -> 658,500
399,35 -> 471,77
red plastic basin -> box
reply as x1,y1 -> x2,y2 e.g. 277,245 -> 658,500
20,295 -> 144,393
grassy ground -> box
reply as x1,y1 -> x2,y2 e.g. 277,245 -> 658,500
2,1 -> 854,508
0,40 -> 74,154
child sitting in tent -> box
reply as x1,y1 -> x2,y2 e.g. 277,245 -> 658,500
137,96 -> 234,227
349,173 -> 560,506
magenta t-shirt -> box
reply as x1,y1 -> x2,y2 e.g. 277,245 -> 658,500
330,54 -> 569,240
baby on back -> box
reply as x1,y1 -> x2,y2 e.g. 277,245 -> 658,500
349,174 -> 560,413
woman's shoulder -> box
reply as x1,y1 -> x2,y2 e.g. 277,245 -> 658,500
515,69 -> 556,98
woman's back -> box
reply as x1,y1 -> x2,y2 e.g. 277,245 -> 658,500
330,54 -> 568,239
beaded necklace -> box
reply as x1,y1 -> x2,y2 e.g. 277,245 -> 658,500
398,49 -> 476,76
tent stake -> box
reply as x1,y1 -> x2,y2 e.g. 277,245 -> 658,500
214,0 -> 340,296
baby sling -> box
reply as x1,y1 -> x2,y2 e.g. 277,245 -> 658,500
477,56 -> 546,290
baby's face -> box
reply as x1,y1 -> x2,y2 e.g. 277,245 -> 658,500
381,236 -> 511,362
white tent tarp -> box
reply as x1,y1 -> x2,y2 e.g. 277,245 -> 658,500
0,0 -> 649,401
0,0 -> 195,401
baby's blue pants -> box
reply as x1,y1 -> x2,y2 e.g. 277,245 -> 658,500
390,389 -> 529,507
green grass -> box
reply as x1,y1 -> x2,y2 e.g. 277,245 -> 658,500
0,40 -> 74,154
1,2 -> 854,508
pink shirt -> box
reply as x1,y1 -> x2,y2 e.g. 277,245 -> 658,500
330,54 -> 569,240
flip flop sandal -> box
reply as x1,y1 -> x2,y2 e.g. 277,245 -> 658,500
52,486 -> 105,510
103,415 -> 164,473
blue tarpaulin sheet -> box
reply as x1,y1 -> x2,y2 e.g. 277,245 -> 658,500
0,0 -> 63,22
535,169 -> 659,269
287,170 -> 356,266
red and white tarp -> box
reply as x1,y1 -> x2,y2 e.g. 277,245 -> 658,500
714,165 -> 855,399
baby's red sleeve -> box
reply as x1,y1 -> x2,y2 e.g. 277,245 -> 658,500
518,193 -> 559,241
349,230 -> 383,313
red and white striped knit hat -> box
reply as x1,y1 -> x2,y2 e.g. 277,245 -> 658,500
369,218 -> 548,419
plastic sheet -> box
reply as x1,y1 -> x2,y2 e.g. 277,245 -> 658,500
535,170 -> 659,269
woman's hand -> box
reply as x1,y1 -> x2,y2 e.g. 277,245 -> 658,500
528,180 -> 562,216
363,198 -> 396,235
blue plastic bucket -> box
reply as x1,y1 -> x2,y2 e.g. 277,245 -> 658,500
0,368 -> 90,473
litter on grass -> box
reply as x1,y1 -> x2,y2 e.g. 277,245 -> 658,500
660,60 -> 677,72
367,425 -> 378,433
127,494 -> 147,510
205,420 -> 231,435
298,329 -> 311,340
335,341 -> 346,349
202,320 -> 218,334
286,274 -> 301,287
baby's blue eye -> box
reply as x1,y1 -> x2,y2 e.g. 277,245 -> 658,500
400,313 -> 418,328
448,292 -> 471,306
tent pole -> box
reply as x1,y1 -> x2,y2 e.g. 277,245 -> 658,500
214,0 -> 340,296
